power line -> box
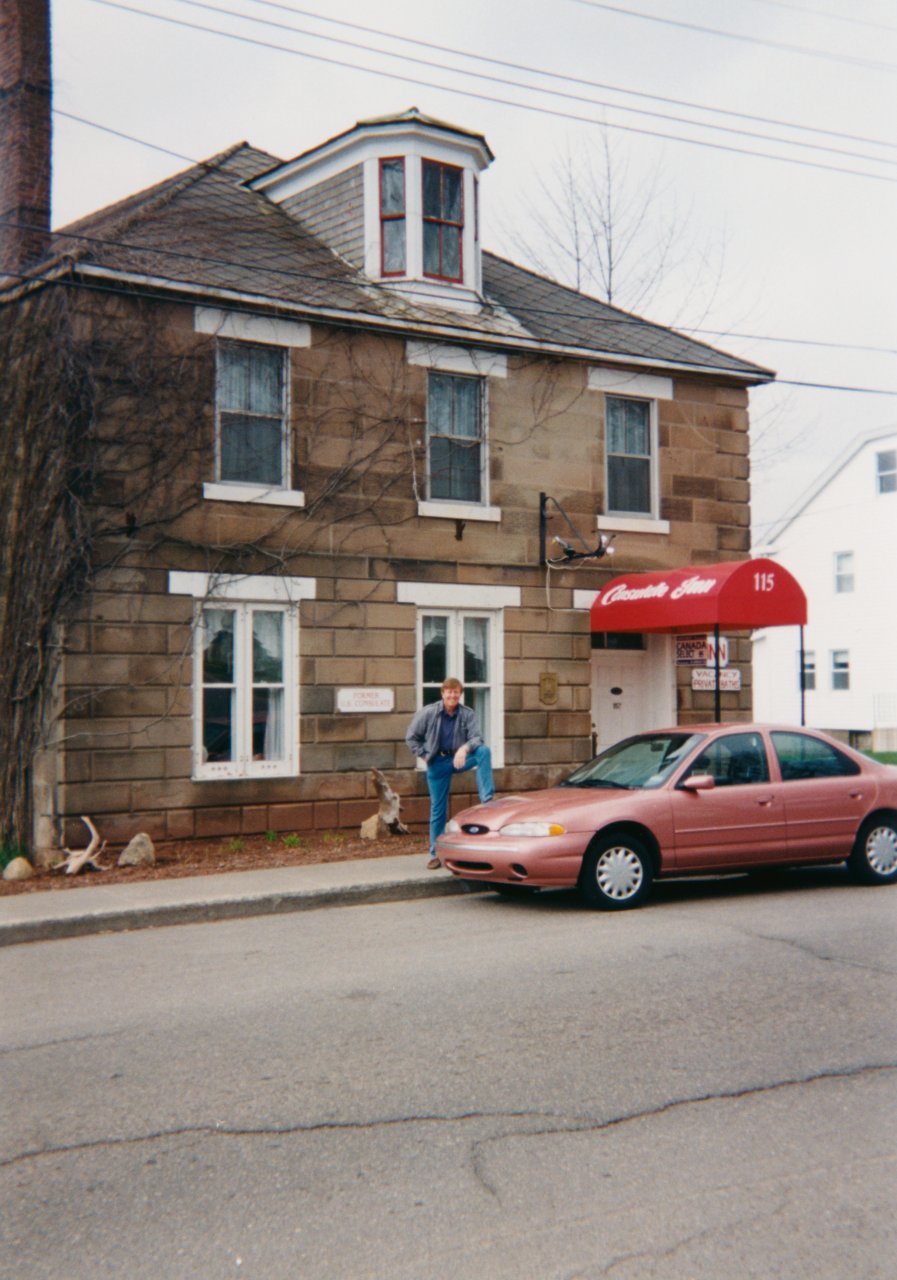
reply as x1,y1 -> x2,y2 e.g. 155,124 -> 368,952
237,0 -> 897,153
4,217 -> 895,396
566,0 -> 897,74
172,0 -> 894,169
744,0 -> 897,34
84,0 -> 897,184
55,109 -> 198,164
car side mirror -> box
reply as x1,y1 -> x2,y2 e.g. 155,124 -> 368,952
681,773 -> 716,791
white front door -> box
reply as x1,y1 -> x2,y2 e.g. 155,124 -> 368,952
591,636 -> 675,755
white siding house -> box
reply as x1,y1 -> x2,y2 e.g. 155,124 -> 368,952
752,428 -> 897,749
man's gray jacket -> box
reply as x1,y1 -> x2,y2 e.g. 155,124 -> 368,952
405,701 -> 485,764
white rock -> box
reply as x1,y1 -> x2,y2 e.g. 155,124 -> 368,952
118,833 -> 156,867
3,856 -> 34,881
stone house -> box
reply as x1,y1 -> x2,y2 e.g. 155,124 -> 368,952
0,4 -> 774,854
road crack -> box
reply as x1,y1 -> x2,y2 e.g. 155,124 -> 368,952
2,1061 -> 894,1172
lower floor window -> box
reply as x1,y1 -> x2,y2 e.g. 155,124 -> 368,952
799,650 -> 816,691
419,608 -> 501,760
195,602 -> 298,778
831,649 -> 850,691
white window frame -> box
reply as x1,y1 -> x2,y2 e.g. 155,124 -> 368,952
398,581 -> 518,769
831,649 -> 850,692
799,650 -> 816,692
834,551 -> 854,594
194,308 -> 309,508
876,449 -> 896,494
604,393 -> 660,521
192,601 -> 299,781
214,339 -> 289,488
415,608 -> 502,768
589,368 -> 670,535
169,572 -> 315,781
425,369 -> 487,506
407,342 -> 504,522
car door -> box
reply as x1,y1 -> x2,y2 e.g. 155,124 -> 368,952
669,731 -> 787,869
770,730 -> 869,860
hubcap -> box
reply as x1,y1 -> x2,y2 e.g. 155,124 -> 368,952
866,825 -> 897,876
596,847 -> 643,900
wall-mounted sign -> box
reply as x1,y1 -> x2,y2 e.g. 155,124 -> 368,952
676,635 -> 708,666
539,672 -> 559,705
676,634 -> 729,667
337,687 -> 395,713
691,668 -> 741,691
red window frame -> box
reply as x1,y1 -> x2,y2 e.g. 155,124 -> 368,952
422,160 -> 464,283
379,156 -> 406,277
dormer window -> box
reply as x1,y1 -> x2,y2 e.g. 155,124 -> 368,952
422,160 -> 463,281
379,158 -> 405,276
249,109 -> 493,305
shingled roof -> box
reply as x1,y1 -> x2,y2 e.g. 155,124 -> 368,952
37,143 -> 771,383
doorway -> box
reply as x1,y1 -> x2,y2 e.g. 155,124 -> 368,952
591,634 -> 675,754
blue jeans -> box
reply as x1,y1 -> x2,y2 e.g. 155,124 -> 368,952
426,745 -> 495,857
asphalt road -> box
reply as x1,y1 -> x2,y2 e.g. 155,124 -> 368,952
3,867 -> 896,1279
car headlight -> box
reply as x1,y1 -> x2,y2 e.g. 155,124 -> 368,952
445,819 -> 461,834
498,822 -> 567,838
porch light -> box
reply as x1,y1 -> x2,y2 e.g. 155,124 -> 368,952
539,492 -> 616,566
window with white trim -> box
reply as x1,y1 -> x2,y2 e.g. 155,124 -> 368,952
195,602 -> 298,779
834,551 -> 854,593
799,650 -> 816,691
605,395 -> 655,517
216,341 -> 288,488
427,371 -> 485,503
877,449 -> 896,494
419,609 -> 497,748
831,649 -> 850,691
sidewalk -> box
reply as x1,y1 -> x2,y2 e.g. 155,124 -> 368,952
0,855 -> 477,947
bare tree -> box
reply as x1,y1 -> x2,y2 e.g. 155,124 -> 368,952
503,129 -> 727,327
0,286 -> 417,852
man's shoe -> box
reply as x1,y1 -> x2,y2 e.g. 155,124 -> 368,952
427,857 -> 442,870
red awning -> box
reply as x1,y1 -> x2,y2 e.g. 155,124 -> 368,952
590,558 -> 807,634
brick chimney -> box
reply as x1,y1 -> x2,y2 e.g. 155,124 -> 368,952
0,0 -> 52,276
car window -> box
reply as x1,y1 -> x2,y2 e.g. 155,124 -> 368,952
771,731 -> 860,780
681,732 -> 770,786
563,733 -> 705,790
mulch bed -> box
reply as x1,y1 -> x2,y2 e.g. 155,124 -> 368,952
0,830 -> 428,895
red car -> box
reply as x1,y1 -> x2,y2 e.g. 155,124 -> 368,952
436,724 -> 897,909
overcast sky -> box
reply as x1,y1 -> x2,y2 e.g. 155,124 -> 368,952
50,0 -> 897,536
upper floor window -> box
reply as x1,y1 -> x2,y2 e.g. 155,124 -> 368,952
834,551 -> 854,593
427,371 -> 484,503
423,160 -> 463,281
606,396 -> 653,516
877,449 -> 896,494
217,341 -> 288,487
379,157 -> 406,276
831,649 -> 850,691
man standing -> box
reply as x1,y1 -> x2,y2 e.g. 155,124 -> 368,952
405,677 -> 495,868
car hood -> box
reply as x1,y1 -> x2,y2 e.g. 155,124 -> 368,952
454,787 -> 639,833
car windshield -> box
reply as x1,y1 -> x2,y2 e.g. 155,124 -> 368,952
560,732 -> 706,790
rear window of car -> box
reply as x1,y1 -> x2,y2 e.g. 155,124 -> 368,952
771,731 -> 860,780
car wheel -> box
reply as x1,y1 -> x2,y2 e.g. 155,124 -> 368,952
580,833 -> 653,910
849,817 -> 897,885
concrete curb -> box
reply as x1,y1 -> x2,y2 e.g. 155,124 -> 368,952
0,862 -> 481,947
